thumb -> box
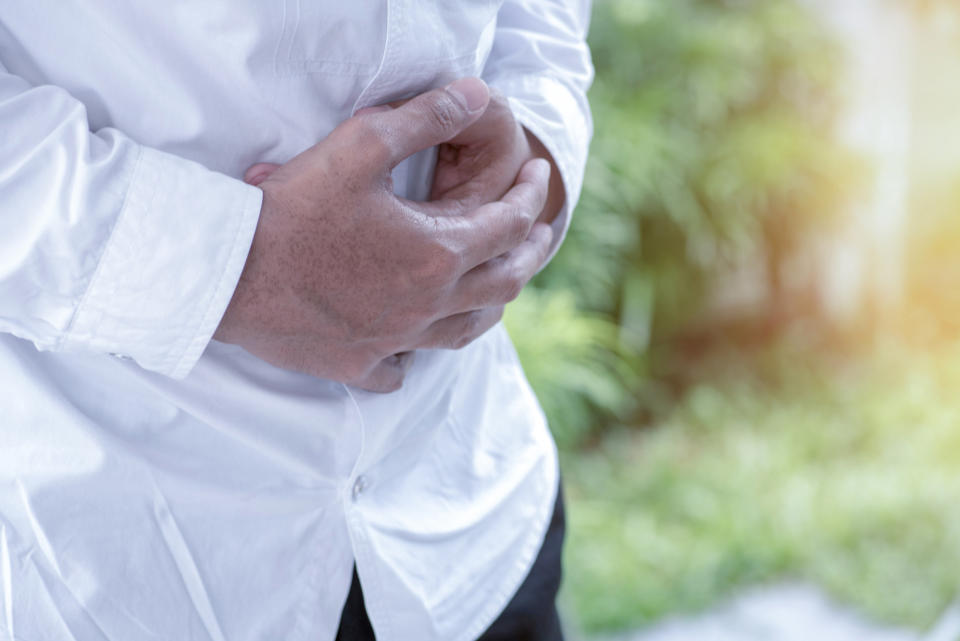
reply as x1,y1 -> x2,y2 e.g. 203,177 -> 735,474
362,77 -> 490,169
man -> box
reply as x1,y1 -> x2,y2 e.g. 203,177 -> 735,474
0,2 -> 592,640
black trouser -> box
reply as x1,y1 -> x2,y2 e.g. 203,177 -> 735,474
336,484 -> 566,641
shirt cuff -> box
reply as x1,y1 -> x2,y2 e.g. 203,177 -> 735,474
60,145 -> 263,379
494,74 -> 592,266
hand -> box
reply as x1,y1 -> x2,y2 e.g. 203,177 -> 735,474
215,78 -> 555,392
430,89 -> 566,235
254,91 -> 568,248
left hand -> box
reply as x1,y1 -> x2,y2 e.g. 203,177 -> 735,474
246,86 -> 566,232
428,89 -> 565,232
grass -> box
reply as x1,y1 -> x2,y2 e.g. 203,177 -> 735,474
558,338 -> 960,634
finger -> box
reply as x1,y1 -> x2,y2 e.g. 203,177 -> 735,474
360,77 -> 490,169
352,353 -> 414,393
414,307 -> 504,350
439,157 -> 550,270
448,223 -> 553,312
244,163 -> 282,186
441,89 -> 515,147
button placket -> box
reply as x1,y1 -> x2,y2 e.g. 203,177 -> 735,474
351,0 -> 406,113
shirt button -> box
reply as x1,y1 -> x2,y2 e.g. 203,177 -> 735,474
351,475 -> 368,502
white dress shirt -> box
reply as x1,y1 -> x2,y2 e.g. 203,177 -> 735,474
0,3 -> 592,641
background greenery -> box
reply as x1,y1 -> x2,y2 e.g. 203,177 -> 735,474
559,340 -> 960,632
510,0 -> 864,452
505,0 -> 960,635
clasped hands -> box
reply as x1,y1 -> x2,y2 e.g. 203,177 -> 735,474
215,77 -> 563,392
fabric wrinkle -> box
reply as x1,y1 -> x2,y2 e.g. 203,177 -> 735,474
1,519 -> 110,641
1,524 -> 13,640
0,1 -> 591,638
14,481 -> 62,582
149,480 -> 226,641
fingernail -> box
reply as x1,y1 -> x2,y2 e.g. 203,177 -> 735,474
445,77 -> 489,113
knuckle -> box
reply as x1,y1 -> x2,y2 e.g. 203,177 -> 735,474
436,241 -> 463,274
346,117 -> 391,166
425,93 -> 462,137
507,205 -> 532,244
452,313 -> 482,349
419,240 -> 461,285
502,265 -> 526,302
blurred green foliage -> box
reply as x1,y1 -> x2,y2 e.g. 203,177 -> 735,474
506,0 -> 862,448
561,340 -> 960,633
505,0 -> 960,635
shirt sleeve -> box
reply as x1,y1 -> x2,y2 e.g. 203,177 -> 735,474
482,0 -> 594,260
0,64 -> 262,379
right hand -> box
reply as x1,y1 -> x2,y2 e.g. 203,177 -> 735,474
214,78 -> 554,392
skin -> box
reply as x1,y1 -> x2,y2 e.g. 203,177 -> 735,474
428,87 -> 566,232
217,78 -> 565,392
252,89 -> 566,228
